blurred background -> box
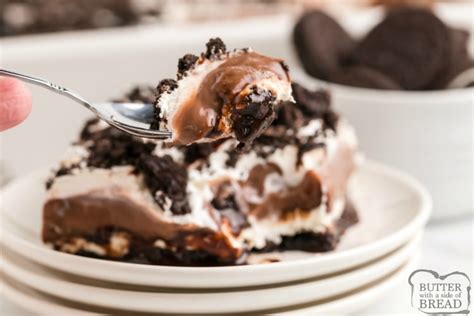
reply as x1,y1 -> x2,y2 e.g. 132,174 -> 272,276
0,0 -> 472,314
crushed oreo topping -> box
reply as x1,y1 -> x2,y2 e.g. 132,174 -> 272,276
138,155 -> 191,215
85,127 -> 155,169
177,54 -> 199,79
291,83 -> 338,130
79,117 -> 101,141
280,61 -> 290,73
152,79 -> 179,129
204,37 -> 227,59
182,142 -> 217,165
45,165 -> 79,190
150,107 -> 162,130
79,117 -> 190,215
156,79 -> 178,98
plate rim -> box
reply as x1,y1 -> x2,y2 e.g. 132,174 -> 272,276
0,234 -> 421,313
0,254 -> 419,315
0,160 -> 432,288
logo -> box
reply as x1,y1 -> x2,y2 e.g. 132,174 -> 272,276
409,269 -> 471,314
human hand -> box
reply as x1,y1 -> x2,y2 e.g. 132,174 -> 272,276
0,77 -> 32,131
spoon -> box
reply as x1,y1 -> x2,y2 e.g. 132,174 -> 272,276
0,69 -> 172,140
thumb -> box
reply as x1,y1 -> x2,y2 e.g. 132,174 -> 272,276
0,77 -> 32,131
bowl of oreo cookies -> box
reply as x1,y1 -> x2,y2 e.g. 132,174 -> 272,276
292,3 -> 473,220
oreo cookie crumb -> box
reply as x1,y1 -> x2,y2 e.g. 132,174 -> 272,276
204,38 -> 227,59
273,101 -> 305,130
45,165 -> 78,190
280,61 -> 290,73
156,79 -> 178,97
152,79 -> 178,129
86,128 -> 156,169
297,142 -> 325,166
182,143 -> 216,164
79,117 -> 101,141
150,107 -> 162,130
177,54 -> 199,79
231,86 -> 276,145
291,83 -> 338,130
138,155 -> 191,215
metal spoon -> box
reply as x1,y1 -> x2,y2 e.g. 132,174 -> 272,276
0,69 -> 171,140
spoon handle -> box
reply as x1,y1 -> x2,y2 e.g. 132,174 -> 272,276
0,69 -> 171,140
0,69 -> 96,113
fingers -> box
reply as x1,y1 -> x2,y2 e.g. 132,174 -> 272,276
0,77 -> 32,131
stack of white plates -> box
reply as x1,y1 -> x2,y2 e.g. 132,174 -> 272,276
0,161 -> 431,315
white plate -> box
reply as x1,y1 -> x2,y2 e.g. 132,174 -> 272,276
0,254 -> 419,315
0,234 -> 420,314
280,254 -> 420,315
0,276 -> 94,316
0,161 -> 431,288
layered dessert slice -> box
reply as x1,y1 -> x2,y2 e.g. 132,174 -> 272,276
152,38 -> 293,146
43,80 -> 359,266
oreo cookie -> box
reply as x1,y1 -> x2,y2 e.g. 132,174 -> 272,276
353,7 -> 450,90
429,28 -> 472,89
293,10 -> 355,80
330,65 -> 401,90
445,63 -> 474,89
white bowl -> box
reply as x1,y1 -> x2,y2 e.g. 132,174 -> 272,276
288,2 -> 474,220
294,70 -> 473,221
